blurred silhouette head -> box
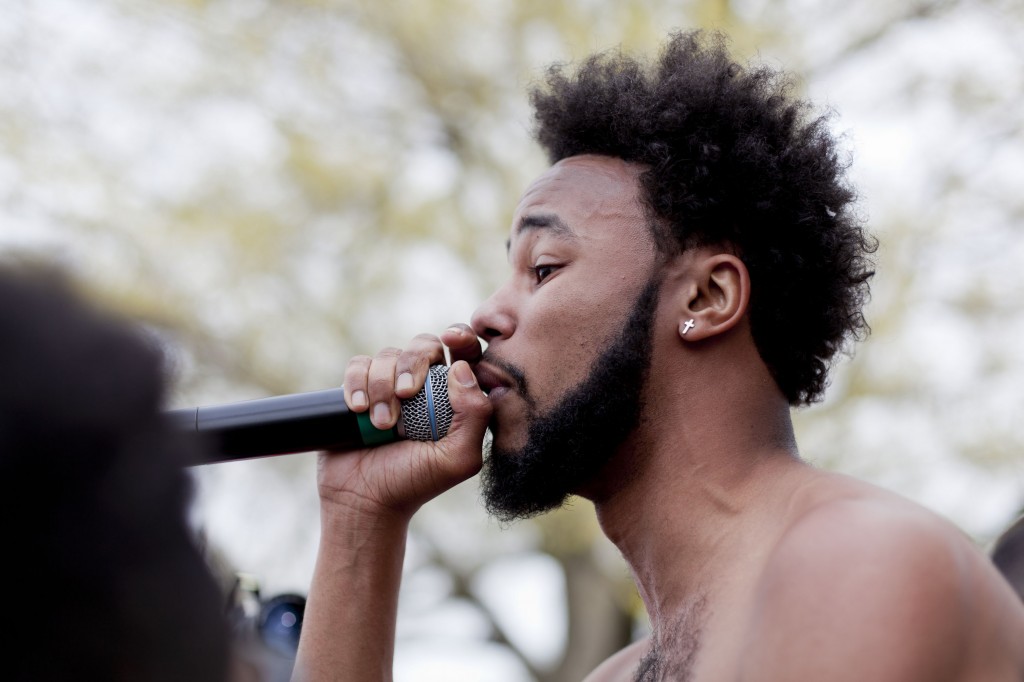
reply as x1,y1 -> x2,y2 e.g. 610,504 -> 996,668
0,264 -> 228,681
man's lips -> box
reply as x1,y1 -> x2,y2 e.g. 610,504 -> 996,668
472,361 -> 513,398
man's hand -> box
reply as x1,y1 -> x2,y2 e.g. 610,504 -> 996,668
316,324 -> 491,521
293,325 -> 490,682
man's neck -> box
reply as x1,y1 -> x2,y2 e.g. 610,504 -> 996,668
587,359 -> 808,625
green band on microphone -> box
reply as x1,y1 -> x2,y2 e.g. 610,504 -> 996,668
356,411 -> 398,446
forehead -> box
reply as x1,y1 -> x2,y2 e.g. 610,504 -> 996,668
509,155 -> 650,248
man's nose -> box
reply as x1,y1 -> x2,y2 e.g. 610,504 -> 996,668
470,285 -> 516,344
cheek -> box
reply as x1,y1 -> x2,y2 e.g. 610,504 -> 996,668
521,284 -> 633,407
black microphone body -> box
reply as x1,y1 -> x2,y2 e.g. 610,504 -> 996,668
169,365 -> 453,464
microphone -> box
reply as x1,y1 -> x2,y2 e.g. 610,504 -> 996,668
168,365 -> 453,464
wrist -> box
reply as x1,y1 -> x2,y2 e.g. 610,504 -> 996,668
319,489 -> 418,528
297,495 -> 409,682
317,493 -> 414,557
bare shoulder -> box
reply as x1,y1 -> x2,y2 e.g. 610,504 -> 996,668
583,637 -> 649,682
739,479 -> 1024,682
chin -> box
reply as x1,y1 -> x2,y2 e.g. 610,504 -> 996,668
487,435 -> 524,459
486,420 -> 526,454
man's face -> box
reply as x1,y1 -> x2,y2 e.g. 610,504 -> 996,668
470,154 -> 661,519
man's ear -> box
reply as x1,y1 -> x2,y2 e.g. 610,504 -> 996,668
671,252 -> 750,342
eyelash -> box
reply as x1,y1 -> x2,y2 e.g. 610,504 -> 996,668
532,264 -> 559,284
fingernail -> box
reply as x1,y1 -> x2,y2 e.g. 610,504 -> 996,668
445,325 -> 464,336
373,402 -> 391,425
396,372 -> 414,392
453,361 -> 476,387
352,391 -> 368,409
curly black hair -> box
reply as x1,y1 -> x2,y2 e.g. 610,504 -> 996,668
0,265 -> 228,681
530,30 -> 876,405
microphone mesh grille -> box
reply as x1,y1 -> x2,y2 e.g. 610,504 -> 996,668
401,364 -> 454,442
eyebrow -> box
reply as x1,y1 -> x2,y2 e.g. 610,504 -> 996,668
505,212 -> 578,253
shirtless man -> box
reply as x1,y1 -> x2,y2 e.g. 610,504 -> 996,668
292,31 -> 1024,681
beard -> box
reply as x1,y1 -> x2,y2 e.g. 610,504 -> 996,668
480,276 -> 662,522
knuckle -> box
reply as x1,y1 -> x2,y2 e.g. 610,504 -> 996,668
398,352 -> 429,372
368,374 -> 396,394
344,358 -> 371,385
376,346 -> 402,359
398,335 -> 443,372
347,354 -> 372,369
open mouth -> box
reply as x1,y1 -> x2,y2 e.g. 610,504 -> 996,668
473,362 -> 512,398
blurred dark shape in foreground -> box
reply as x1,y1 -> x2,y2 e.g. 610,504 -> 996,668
0,263 -> 230,681
994,514 -> 1024,603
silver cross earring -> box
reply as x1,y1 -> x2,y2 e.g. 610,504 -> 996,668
681,319 -> 695,335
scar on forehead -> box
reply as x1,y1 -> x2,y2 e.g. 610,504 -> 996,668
505,213 -> 578,253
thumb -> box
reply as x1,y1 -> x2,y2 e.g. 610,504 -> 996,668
434,360 -> 491,475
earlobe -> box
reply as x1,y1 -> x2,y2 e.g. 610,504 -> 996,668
677,253 -> 750,342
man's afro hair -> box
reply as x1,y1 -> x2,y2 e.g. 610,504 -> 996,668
530,30 -> 876,405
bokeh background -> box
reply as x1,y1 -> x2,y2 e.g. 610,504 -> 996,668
2,1 -> 1023,680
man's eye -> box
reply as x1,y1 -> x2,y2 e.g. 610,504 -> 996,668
533,264 -> 558,284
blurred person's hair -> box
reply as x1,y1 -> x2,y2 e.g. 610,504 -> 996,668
0,263 -> 228,681
993,514 -> 1024,602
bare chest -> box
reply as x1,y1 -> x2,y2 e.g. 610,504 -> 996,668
586,589 -> 759,682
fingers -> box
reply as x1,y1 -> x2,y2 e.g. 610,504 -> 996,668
321,358 -> 490,519
343,355 -> 372,412
366,347 -> 403,429
446,360 -> 492,445
343,348 -> 400,430
342,326 -> 483,431
343,333 -> 449,430
427,360 -> 490,485
441,323 -> 483,364
394,334 -> 446,399
328,344 -> 490,520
